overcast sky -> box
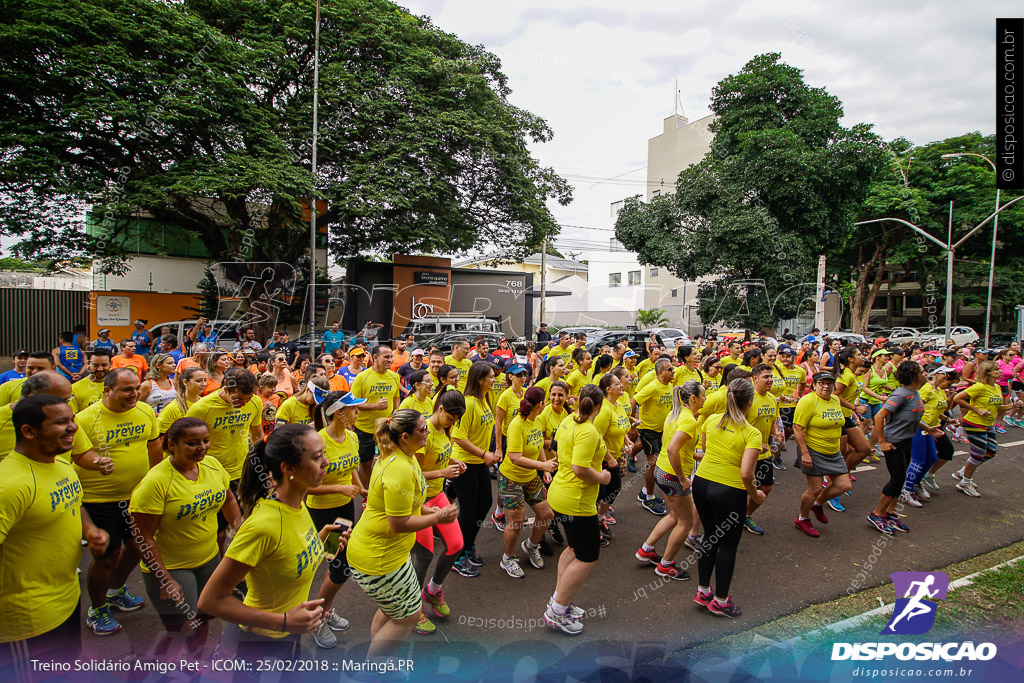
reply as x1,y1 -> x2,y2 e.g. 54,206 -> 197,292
401,0 -> 1015,252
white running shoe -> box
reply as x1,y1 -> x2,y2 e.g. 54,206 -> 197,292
543,606 -> 583,635
914,485 -> 931,501
500,555 -> 525,579
956,480 -> 981,498
922,474 -> 940,493
521,540 -> 544,569
899,490 -> 923,508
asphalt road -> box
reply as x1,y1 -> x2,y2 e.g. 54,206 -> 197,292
74,433 -> 1024,676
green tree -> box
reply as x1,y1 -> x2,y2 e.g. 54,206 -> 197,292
184,265 -> 222,320
0,0 -> 571,323
635,308 -> 669,328
615,53 -> 887,331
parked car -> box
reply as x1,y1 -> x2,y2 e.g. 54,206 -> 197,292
919,326 -> 980,347
643,327 -> 692,347
987,334 -> 1018,348
554,326 -> 605,344
884,328 -> 923,344
400,316 -> 501,342
798,330 -> 868,346
585,330 -> 663,361
409,331 -> 507,355
149,319 -> 241,349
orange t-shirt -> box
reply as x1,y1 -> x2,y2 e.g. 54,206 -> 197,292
260,394 -> 281,440
111,354 -> 149,378
203,377 -> 222,395
328,374 -> 350,393
391,351 -> 410,372
175,357 -> 200,376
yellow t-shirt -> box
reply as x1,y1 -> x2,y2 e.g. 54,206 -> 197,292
565,369 -> 588,397
72,401 -> 158,502
793,392 -> 845,454
419,420 -> 453,498
836,368 -> 860,418
593,396 -> 629,457
157,398 -> 193,435
635,358 -> 655,379
496,386 -> 524,436
0,378 -> 26,407
350,369 -> 401,433
443,356 -> 474,393
673,365 -> 701,387
656,409 -> 698,477
721,356 -> 741,369
398,393 -> 434,417
697,415 -> 762,490
588,370 -> 606,387
774,362 -> 807,402
499,415 -> 544,483
0,453 -> 83,641
346,451 -> 425,575
186,392 -> 261,480
490,373 -> 508,410
634,376 -> 673,431
546,345 -> 574,369
225,498 -> 323,638
696,386 -> 728,433
747,390 -> 779,459
547,419 -> 604,517
129,456 -> 229,572
275,396 -> 313,425
308,428 -> 360,509
539,404 -> 568,443
450,395 -> 494,465
919,383 -> 948,428
963,382 -> 1002,428
70,377 -> 105,413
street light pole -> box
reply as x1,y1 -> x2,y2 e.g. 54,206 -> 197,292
309,0 -> 321,359
940,153 -> 999,347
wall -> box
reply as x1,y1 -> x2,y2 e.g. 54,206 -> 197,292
0,288 -> 89,355
89,290 -> 201,342
448,269 -> 533,338
390,255 -> 452,338
91,255 -> 211,294
646,113 -> 715,201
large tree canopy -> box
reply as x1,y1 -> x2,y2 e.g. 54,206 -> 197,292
615,53 -> 887,330
0,0 -> 571,273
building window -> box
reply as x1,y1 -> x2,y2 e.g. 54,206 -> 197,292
609,238 -> 625,252
652,189 -> 660,197
628,270 -> 641,286
610,200 -> 624,217
670,288 -> 678,298
650,268 -> 659,276
609,273 -> 621,288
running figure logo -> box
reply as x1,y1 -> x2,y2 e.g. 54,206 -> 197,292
882,571 -> 950,635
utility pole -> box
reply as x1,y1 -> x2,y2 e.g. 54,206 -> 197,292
539,237 -> 547,334
308,0 -> 321,358
814,255 -> 826,332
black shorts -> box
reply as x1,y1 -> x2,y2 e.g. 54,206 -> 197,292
217,479 -> 240,532
638,428 -> 663,458
780,406 -> 795,428
840,416 -> 857,435
355,428 -> 377,464
554,512 -> 600,563
83,501 -> 133,555
755,458 -> 774,487
1012,381 -> 1024,392
1000,384 -> 1012,398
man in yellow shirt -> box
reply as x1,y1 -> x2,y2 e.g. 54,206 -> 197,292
0,351 -> 55,407
721,341 -> 743,368
545,332 -> 575,369
71,368 -> 161,636
0,394 -> 109,661
0,371 -> 73,458
352,344 -> 402,484
186,367 -> 263,483
70,348 -> 112,413
634,346 -> 663,380
631,359 -> 674,516
444,339 -> 474,392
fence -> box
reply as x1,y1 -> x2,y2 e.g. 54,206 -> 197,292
0,288 -> 90,356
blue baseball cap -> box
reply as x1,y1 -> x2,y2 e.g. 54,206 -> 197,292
509,363 -> 529,376
624,350 -> 637,358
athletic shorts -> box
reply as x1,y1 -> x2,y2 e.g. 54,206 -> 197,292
1012,380 -> 1024,392
861,401 -> 883,419
965,426 -> 998,459
84,501 -> 133,554
654,466 -> 691,497
999,384 -> 1012,398
780,406 -> 796,428
638,428 -> 663,458
800,447 -> 848,477
355,428 -> 377,464
141,556 -> 218,629
350,558 -> 421,620
755,458 -> 774,487
497,474 -> 546,511
216,479 -> 239,532
553,512 -> 600,563
840,416 -> 857,435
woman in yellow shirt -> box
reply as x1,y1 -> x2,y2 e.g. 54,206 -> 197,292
130,417 -> 241,658
346,409 -> 458,659
701,354 -> 722,391
593,373 -> 630,540
492,363 -> 531,530
398,370 -> 434,416
564,348 -> 593,405
305,391 -> 367,649
432,364 -> 460,399
275,374 -> 329,427
636,381 -> 705,580
543,385 -> 609,636
919,367 -> 959,492
449,362 -> 497,573
411,388 -> 467,635
834,347 -> 871,472
157,366 -> 207,436
691,379 -> 764,618
199,424 -> 344,666
534,357 -> 567,402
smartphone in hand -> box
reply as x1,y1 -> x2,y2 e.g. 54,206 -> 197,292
323,517 -> 353,559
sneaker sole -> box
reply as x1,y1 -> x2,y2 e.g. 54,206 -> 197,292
451,566 -> 479,577
956,484 -> 981,498
543,614 -> 583,635
501,566 -> 525,579
743,525 -> 764,535
794,522 -> 819,537
707,605 -> 742,618
635,552 -> 660,565
87,622 -> 122,636
314,636 -> 338,648
654,569 -> 691,581
108,601 -> 144,612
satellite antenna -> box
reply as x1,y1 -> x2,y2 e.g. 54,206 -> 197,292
674,79 -> 687,124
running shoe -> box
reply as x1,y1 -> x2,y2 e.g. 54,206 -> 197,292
599,518 -> 615,539
627,457 -> 637,473
641,497 -> 668,516
693,589 -> 714,607
899,490 -> 923,508
546,597 -> 585,619
826,497 -> 845,513
952,468 -> 964,481
885,513 -> 909,533
995,424 -> 1007,434
952,434 -> 969,443
635,547 -> 662,564
604,512 -> 617,525
325,608 -> 350,631
491,510 -> 506,532
314,620 -> 338,648
521,540 -> 544,569
422,587 -> 450,618
489,464 -> 499,479
771,455 -> 786,470
543,606 -> 583,635
500,555 -> 525,579
914,485 -> 931,501
655,561 -> 691,581
450,556 -> 480,577
743,516 -> 764,535
107,586 -> 145,612
707,597 -> 743,618
794,517 -> 819,537
599,535 -> 610,547
86,605 -> 122,635
810,503 -> 829,524
465,547 -> 485,566
413,613 -> 436,635
550,524 -> 565,546
922,473 -> 940,493
538,538 -> 554,557
683,535 -> 703,552
956,480 -> 981,498
867,513 -> 894,535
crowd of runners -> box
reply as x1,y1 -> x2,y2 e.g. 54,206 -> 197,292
1,320 -> 1020,676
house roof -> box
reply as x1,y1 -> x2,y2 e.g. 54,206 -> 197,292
454,251 -> 587,273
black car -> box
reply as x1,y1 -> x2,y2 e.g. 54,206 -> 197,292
585,330 -> 663,361
987,334 -> 1018,348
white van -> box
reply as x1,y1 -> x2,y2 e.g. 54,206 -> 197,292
402,316 -> 501,340
148,320 -> 242,349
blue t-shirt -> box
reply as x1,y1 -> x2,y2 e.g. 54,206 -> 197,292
92,338 -> 117,353
131,329 -> 153,355
323,330 -> 345,354
57,345 -> 84,375
337,366 -> 362,386
0,369 -> 25,385
167,349 -> 184,364
198,332 -> 219,346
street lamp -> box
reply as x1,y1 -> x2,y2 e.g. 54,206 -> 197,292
940,152 -> 999,347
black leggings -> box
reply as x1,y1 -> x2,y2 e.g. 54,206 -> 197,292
453,462 -> 492,552
692,476 -> 746,600
935,433 -> 955,461
598,464 -> 622,506
882,438 -> 912,498
308,502 -> 354,585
